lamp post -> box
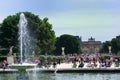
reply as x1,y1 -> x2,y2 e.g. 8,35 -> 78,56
61,47 -> 65,56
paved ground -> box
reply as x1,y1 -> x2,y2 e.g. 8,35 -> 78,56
44,62 -> 119,69
1,62 -> 120,73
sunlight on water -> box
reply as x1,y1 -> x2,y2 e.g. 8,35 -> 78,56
0,73 -> 120,80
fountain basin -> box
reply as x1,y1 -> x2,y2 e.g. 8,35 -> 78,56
8,63 -> 37,73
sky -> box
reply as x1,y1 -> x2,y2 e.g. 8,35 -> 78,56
0,0 -> 120,42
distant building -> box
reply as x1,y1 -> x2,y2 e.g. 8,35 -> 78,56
81,37 -> 102,53
76,36 -> 102,53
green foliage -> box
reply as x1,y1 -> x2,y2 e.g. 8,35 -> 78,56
39,55 -> 65,60
55,34 -> 80,55
0,24 -> 1,27
111,38 -> 120,54
0,12 -> 56,56
37,17 -> 56,55
117,51 -> 120,56
0,15 -> 19,48
101,35 -> 120,54
100,41 -> 111,53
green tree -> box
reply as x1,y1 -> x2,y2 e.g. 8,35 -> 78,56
36,17 -> 56,55
111,37 -> 120,54
0,12 -> 56,56
55,34 -> 80,55
101,35 -> 120,54
100,41 -> 111,53
0,23 -> 1,27
0,15 -> 19,55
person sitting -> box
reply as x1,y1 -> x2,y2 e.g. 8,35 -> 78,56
72,62 -> 77,68
87,61 -> 92,67
78,62 -> 84,68
2,60 -> 8,70
101,62 -> 105,67
93,63 -> 97,67
53,61 -> 57,69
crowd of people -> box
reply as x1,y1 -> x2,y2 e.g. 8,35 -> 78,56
1,53 -> 120,69
64,53 -> 120,68
42,53 -> 120,69
0,60 -> 8,70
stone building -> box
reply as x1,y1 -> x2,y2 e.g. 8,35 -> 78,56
81,37 -> 102,53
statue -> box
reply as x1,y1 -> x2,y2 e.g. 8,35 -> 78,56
108,46 -> 111,54
61,47 -> 65,55
9,46 -> 14,55
7,46 -> 14,64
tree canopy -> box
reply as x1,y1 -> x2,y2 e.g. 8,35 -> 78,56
111,37 -> 120,54
100,41 -> 111,53
55,34 -> 80,55
0,12 -> 56,55
101,35 -> 120,54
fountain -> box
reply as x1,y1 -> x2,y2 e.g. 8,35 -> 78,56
8,13 -> 37,80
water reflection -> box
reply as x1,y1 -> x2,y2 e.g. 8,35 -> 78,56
0,72 -> 120,80
0,73 -> 17,80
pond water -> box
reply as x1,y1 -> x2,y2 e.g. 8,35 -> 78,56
0,72 -> 120,80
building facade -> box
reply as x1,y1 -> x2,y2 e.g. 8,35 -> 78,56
81,37 -> 102,53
